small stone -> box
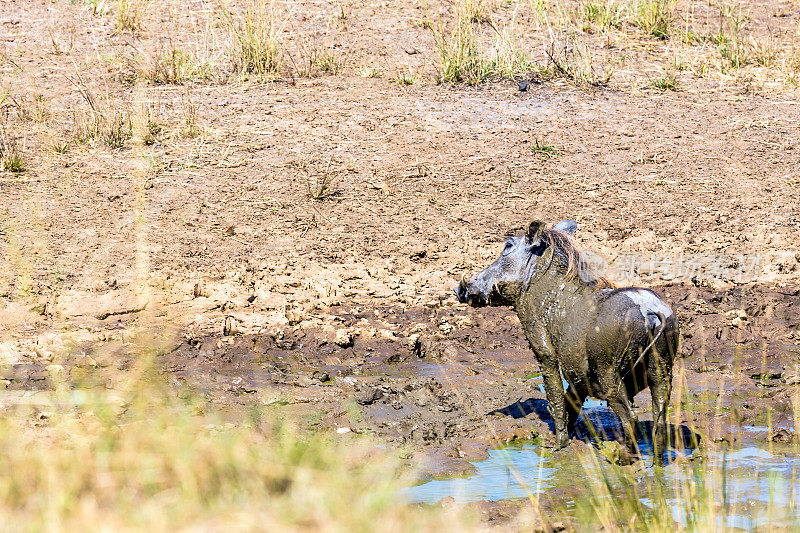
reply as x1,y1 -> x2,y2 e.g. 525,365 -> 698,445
378,329 -> 398,341
296,375 -> 313,387
46,364 -> 65,375
74,354 -> 98,368
518,80 -> 529,92
356,387 -> 382,405
312,371 -> 330,383
334,329 -> 354,348
770,427 -> 796,443
781,371 -> 800,385
386,352 -> 405,363
336,427 -> 351,434
286,308 -> 303,325
442,343 -> 459,361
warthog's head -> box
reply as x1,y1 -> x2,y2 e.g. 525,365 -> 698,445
455,219 -> 577,307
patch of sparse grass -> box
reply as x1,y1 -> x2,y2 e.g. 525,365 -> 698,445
224,0 -> 285,79
53,141 -> 69,154
295,159 -> 341,201
545,34 -> 614,86
632,0 -> 675,39
315,46 -> 345,74
359,66 -> 381,78
787,48 -> 800,86
431,2 -> 535,84
181,90 -> 202,139
139,42 -> 207,84
579,0 -> 624,32
32,96 -> 49,123
0,126 -> 24,173
750,34 -> 777,67
133,102 -> 163,145
104,110 -> 133,149
461,0 -> 493,23
530,137 -> 558,159
389,68 -> 417,85
67,63 -> 134,148
651,71 -> 678,90
711,2 -> 749,71
484,21 -> 536,78
71,108 -> 132,148
116,0 -> 152,33
0,361 -> 471,530
293,41 -> 345,77
72,110 -> 101,144
430,8 -> 483,83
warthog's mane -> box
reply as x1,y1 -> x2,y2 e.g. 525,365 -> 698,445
542,228 -> 616,290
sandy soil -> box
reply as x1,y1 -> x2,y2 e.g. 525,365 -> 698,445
2,0 -> 800,525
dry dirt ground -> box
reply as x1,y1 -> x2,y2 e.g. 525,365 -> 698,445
2,0 -> 800,524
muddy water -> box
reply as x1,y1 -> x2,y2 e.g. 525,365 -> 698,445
403,403 -> 800,529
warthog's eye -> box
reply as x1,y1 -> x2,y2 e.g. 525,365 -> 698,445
503,240 -> 513,252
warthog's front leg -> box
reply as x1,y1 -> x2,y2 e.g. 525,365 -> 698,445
522,320 -> 569,449
565,384 -> 586,436
542,366 -> 569,449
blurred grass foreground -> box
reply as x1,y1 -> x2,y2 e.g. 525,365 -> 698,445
0,354 -> 466,532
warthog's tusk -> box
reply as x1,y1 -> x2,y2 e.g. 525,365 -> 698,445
459,274 -> 467,289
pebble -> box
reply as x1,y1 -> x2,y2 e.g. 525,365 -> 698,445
356,387 -> 382,405
334,329 -> 354,348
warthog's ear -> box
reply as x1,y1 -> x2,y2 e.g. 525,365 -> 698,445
526,220 -> 545,245
553,219 -> 578,236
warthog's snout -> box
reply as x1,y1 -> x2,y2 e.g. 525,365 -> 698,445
453,275 -> 488,307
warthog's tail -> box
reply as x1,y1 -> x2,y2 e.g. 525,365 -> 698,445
620,311 -> 666,383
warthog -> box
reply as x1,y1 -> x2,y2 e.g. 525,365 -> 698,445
455,220 -> 678,465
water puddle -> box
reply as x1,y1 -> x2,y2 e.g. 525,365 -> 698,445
401,441 -> 555,504
402,405 -> 800,529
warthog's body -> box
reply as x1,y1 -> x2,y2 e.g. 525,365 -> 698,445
456,220 -> 678,464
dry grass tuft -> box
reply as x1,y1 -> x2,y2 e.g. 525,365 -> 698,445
116,0 -> 152,33
292,40 -> 346,77
0,124 -> 24,173
632,0 -> 675,39
138,41 -> 208,84
224,0 -> 285,79
431,1 -> 535,84
545,34 -> 614,86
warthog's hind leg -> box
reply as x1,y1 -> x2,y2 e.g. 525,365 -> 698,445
606,391 -> 639,458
